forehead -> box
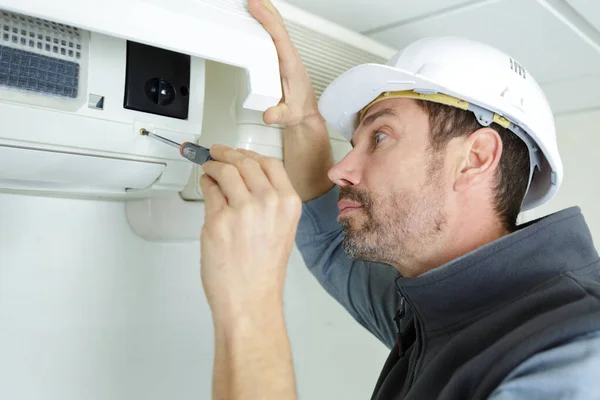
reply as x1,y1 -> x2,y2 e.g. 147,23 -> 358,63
361,97 -> 422,122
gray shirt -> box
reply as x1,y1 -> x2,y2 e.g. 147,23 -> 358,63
295,185 -> 600,399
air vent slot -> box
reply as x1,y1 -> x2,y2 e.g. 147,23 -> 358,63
510,57 -> 527,79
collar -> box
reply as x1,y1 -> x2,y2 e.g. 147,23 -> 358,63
394,206 -> 599,334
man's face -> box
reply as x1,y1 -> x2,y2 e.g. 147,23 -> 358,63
328,98 -> 450,272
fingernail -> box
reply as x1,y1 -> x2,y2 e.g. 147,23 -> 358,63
273,110 -> 281,123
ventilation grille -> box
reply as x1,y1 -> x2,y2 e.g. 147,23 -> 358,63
0,10 -> 84,98
286,20 -> 387,99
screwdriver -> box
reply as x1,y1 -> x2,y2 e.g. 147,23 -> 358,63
140,128 -> 213,165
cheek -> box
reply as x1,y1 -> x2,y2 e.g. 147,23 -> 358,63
362,149 -> 430,192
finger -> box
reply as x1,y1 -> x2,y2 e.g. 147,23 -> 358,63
210,145 -> 273,193
264,103 -> 292,125
236,149 -> 295,193
199,174 -> 226,215
201,161 -> 250,207
248,0 -> 301,71
237,148 -> 264,161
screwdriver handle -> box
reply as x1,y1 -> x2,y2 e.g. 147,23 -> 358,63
179,142 -> 213,165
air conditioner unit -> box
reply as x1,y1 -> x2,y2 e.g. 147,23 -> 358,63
125,1 -> 396,241
0,0 -> 281,198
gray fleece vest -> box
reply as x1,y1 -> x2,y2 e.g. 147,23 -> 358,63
371,206 -> 600,400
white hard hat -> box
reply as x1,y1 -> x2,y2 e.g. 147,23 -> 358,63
318,36 -> 562,211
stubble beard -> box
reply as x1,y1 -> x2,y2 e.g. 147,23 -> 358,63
338,178 -> 447,267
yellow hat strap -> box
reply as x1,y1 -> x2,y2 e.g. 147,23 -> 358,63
359,90 -> 511,129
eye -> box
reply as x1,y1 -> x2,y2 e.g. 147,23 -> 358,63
375,132 -> 388,145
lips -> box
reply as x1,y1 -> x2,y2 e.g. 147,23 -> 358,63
338,200 -> 363,214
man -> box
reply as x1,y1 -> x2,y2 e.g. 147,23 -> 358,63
198,0 -> 600,399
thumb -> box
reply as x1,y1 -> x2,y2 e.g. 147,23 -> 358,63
263,103 -> 293,125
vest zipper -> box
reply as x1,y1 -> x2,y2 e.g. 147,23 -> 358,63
394,297 -> 406,356
398,288 -> 425,394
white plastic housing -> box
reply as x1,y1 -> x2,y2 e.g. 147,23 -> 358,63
0,29 -> 205,198
0,0 -> 281,198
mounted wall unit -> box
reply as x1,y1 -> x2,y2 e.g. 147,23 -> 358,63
0,0 -> 281,198
126,1 -> 396,242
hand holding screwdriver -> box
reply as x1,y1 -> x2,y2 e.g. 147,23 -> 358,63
140,128 -> 214,165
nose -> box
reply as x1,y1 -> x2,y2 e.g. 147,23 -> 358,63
327,148 -> 363,188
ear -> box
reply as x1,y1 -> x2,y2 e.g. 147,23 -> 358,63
453,128 -> 503,192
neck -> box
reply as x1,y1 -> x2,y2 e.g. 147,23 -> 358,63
396,206 -> 509,278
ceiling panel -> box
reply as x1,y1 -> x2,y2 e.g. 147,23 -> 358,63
368,0 -> 600,85
566,0 -> 600,31
283,0 -> 481,34
542,74 -> 600,115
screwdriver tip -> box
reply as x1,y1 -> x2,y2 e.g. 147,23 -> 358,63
140,128 -> 149,136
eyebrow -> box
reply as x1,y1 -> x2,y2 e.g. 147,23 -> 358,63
350,108 -> 397,147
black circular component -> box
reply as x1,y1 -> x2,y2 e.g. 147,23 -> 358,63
145,78 -> 176,106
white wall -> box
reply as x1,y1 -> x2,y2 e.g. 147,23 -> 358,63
523,109 -> 600,244
0,193 -> 388,400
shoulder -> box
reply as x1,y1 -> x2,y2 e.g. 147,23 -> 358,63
488,330 -> 600,399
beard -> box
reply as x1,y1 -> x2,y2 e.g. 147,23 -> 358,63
338,177 -> 447,267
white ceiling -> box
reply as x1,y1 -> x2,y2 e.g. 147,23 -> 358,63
567,0 -> 600,31
285,0 -> 600,116
281,0 -> 477,34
